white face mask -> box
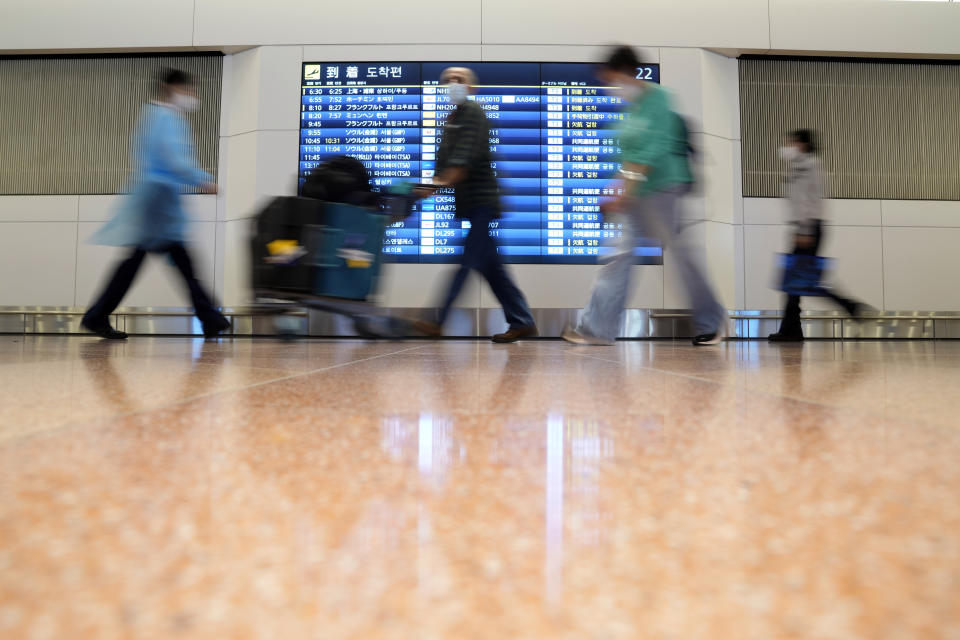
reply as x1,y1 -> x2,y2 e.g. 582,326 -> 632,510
778,145 -> 799,162
447,83 -> 468,105
171,92 -> 199,112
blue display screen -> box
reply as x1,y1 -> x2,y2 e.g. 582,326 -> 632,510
299,61 -> 662,264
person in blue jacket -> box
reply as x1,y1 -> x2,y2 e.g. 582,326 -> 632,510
82,69 -> 229,340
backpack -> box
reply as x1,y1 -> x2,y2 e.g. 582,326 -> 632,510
674,114 -> 698,194
301,155 -> 378,207
676,113 -> 696,161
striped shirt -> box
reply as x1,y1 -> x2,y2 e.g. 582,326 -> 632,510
435,100 -> 500,218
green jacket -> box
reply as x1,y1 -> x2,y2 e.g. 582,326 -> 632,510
618,84 -> 693,195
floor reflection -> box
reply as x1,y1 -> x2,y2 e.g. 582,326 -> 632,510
381,413 -> 460,487
3,338 -> 960,638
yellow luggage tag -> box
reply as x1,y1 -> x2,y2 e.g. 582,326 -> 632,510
265,239 -> 307,264
337,248 -> 374,268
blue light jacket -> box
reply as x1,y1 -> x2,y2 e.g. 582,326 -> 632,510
91,103 -> 211,249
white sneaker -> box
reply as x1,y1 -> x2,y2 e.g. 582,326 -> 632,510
561,325 -> 614,346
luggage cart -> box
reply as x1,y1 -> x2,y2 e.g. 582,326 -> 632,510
249,187 -> 424,338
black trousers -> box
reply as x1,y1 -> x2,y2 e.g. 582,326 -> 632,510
85,244 -> 225,328
778,220 -> 857,337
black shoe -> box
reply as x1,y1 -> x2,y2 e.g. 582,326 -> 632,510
203,316 -> 231,339
768,332 -> 804,342
848,302 -> 876,320
692,323 -> 727,346
492,325 -> 538,343
839,301 -> 861,318
81,317 -> 128,340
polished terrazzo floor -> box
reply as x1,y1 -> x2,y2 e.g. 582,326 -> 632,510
2,336 -> 959,639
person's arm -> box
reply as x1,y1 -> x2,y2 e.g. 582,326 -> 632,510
602,89 -> 670,212
157,111 -> 215,192
434,104 -> 483,187
434,166 -> 468,187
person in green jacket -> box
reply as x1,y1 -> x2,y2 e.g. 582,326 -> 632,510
562,45 -> 727,346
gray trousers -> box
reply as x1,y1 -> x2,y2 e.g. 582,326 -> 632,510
577,186 -> 726,341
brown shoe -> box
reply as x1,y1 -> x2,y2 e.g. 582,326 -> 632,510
491,325 -> 538,343
411,320 -> 443,338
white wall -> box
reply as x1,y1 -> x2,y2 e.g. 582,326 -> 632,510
5,1 -> 960,57
768,1 -> 960,57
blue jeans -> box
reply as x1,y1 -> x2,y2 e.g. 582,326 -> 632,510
577,186 -> 726,342
438,207 -> 535,330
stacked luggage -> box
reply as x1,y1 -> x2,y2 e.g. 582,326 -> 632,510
251,197 -> 387,301
250,156 -> 419,335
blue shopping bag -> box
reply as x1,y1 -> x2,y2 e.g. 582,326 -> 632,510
778,253 -> 831,297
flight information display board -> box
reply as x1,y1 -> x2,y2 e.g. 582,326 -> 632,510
298,61 -> 662,264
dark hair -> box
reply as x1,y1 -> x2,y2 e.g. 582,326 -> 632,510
789,128 -> 817,154
602,45 -> 643,74
161,68 -> 193,88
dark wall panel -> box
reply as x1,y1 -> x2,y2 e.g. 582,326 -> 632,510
0,54 -> 222,195
740,57 -> 960,200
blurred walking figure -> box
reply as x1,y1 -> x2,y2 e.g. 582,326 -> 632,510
418,67 -> 537,343
562,45 -> 726,346
82,69 -> 229,340
768,129 -> 863,342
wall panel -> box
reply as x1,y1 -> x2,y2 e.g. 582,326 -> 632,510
883,227 -> 960,311
0,222 -> 78,306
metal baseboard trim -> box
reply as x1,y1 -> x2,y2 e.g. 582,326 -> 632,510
1,307 -> 960,339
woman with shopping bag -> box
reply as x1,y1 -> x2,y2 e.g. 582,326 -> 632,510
769,129 -> 864,342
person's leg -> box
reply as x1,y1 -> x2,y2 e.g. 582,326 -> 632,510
774,223 -> 819,339
656,188 -> 727,338
469,216 -> 535,331
164,244 -> 229,335
808,223 -> 861,316
437,263 -> 471,327
84,248 -> 148,333
822,289 -> 859,315
776,294 -> 804,337
420,223 -> 477,337
574,199 -> 643,343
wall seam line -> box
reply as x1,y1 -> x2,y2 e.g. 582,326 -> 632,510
767,0 -> 772,50
741,221 -> 747,312
700,132 -> 740,143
